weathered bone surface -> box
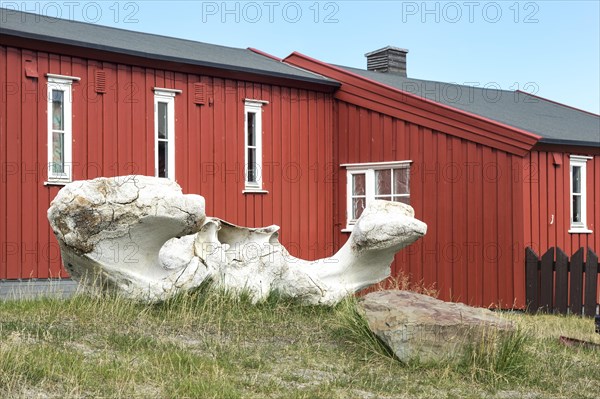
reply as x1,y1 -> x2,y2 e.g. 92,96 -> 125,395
48,176 -> 427,305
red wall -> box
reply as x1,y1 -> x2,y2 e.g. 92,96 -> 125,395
3,43 -> 597,310
523,151 -> 599,258
283,52 -> 598,309
332,102 -> 599,308
334,100 -> 527,308
0,44 -> 335,280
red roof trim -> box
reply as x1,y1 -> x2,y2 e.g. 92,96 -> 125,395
334,91 -> 525,155
284,51 -> 541,155
338,81 -> 535,150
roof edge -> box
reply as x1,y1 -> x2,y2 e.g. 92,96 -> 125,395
284,51 -> 542,150
247,47 -> 282,61
539,138 -> 600,148
0,8 -> 257,54
516,90 -> 600,117
1,29 -> 339,88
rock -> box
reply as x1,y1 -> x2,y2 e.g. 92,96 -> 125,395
48,176 -> 427,305
358,290 -> 515,363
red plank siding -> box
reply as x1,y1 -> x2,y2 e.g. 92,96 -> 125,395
451,137 -> 468,303
482,146 -> 498,307
408,123 -> 424,284
269,85 -> 283,240
37,52 -> 52,279
21,50 -> 38,279
421,127 -> 437,293
524,151 -> 599,260
5,46 -> 22,279
512,156 -> 526,308
436,133 -> 451,301
0,44 -> 335,280
332,99 -> 527,307
497,151 -> 513,307
0,44 -> 7,279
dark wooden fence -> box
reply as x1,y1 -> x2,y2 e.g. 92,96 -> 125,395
526,247 -> 599,316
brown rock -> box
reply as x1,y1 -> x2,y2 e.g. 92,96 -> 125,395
358,290 -> 514,363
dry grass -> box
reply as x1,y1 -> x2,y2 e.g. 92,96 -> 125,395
1,282 -> 599,398
371,273 -> 440,298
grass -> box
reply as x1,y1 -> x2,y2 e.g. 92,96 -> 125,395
1,282 -> 600,399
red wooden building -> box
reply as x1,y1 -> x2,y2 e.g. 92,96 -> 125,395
285,49 -> 599,308
1,9 -> 599,307
0,8 -> 339,283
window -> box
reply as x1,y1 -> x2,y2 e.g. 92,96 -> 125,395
343,161 -> 412,230
244,99 -> 267,191
47,74 -> 79,182
569,155 -> 593,233
154,88 -> 181,179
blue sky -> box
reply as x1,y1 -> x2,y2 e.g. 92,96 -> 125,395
5,1 -> 600,113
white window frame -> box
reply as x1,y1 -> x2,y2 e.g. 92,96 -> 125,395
569,155 -> 593,234
154,88 -> 180,180
46,74 -> 80,182
243,99 -> 268,192
342,161 -> 412,231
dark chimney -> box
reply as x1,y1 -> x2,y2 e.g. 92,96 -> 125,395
365,46 -> 409,77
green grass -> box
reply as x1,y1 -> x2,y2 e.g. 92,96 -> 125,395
1,285 -> 600,399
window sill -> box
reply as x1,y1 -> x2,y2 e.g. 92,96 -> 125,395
242,189 -> 269,195
341,227 -> 353,233
44,180 -> 71,186
568,228 -> 593,234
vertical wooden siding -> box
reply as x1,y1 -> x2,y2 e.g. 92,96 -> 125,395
0,45 -> 334,279
523,151 -> 599,258
334,100 -> 526,308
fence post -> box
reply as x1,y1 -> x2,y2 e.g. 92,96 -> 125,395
584,249 -> 599,317
554,248 -> 569,314
525,247 -> 540,313
540,247 -> 555,313
569,248 -> 585,316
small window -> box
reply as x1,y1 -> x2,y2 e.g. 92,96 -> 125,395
47,74 -> 79,182
154,88 -> 181,179
51,90 -> 65,173
350,173 -> 366,221
244,99 -> 267,191
569,155 -> 593,233
344,161 -> 411,229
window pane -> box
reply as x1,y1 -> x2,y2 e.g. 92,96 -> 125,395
376,195 -> 392,201
572,166 -> 581,194
352,197 -> 365,220
573,195 -> 581,223
52,90 -> 64,130
52,131 -> 64,173
394,168 -> 410,194
247,148 -> 256,182
376,169 -> 391,195
247,112 -> 256,146
158,102 -> 168,139
158,140 -> 168,177
352,173 -> 365,196
394,196 -> 410,205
